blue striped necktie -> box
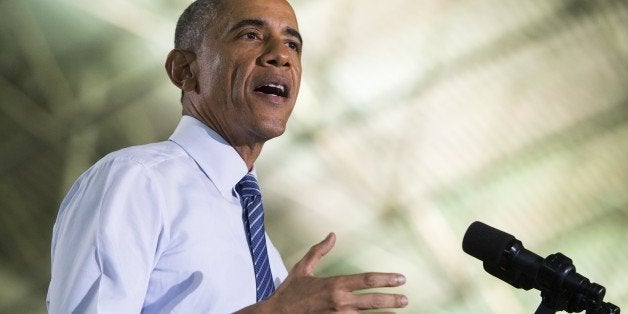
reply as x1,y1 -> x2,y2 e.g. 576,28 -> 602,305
236,173 -> 275,301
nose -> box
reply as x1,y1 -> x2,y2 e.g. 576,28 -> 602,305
259,39 -> 291,68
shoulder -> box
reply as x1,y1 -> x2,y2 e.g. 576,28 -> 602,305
67,141 -> 193,198
101,140 -> 187,170
56,142 -> 182,236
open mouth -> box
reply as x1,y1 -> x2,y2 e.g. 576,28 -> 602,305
254,83 -> 289,98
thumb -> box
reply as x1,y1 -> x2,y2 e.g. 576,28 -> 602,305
293,232 -> 336,276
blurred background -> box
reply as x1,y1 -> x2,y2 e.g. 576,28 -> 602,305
1,0 -> 627,312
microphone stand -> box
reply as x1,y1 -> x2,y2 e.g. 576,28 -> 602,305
462,221 -> 621,314
532,253 -> 620,314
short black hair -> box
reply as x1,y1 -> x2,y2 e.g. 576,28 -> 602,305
174,0 -> 224,51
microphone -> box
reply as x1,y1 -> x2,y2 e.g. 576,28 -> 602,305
462,221 -> 620,314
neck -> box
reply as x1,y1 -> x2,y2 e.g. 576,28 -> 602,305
232,144 -> 264,171
181,101 -> 265,171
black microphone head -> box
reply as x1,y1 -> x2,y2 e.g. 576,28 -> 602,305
462,221 -> 516,266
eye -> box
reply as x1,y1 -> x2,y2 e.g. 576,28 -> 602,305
241,32 -> 260,41
286,41 -> 301,52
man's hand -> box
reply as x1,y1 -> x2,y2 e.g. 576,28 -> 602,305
239,233 -> 408,313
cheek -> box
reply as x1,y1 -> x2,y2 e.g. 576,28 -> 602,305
199,57 -> 224,93
231,68 -> 248,98
293,59 -> 302,81
226,58 -> 253,99
293,70 -> 302,94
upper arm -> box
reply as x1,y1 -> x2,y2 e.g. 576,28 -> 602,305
47,157 -> 166,313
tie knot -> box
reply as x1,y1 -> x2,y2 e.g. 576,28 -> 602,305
236,173 -> 261,197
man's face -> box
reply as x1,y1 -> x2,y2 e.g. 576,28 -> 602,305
193,0 -> 302,146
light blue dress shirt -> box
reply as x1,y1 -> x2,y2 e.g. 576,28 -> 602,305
47,116 -> 288,313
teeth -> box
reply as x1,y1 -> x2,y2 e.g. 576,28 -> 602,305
255,82 -> 288,97
266,83 -> 285,93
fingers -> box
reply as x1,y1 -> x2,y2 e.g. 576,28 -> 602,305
345,274 -> 408,310
351,292 -> 408,310
281,234 -> 408,312
294,232 -> 336,275
336,272 -> 406,291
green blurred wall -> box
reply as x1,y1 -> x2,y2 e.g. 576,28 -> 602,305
0,0 -> 626,312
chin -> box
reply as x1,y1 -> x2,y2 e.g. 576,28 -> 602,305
257,121 -> 288,141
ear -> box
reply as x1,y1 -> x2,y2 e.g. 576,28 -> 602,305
165,49 -> 197,92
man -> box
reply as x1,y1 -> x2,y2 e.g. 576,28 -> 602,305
47,0 -> 408,312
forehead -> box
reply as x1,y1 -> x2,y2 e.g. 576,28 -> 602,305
219,0 -> 298,32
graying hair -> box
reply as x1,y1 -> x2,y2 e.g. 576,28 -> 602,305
174,0 -> 224,51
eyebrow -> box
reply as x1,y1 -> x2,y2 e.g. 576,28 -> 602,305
228,19 -> 303,45
286,27 -> 303,46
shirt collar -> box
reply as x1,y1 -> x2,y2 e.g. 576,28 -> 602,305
169,115 -> 250,199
